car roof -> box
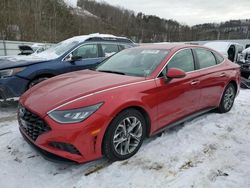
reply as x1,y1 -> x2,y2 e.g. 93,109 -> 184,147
62,33 -> 134,44
133,43 -> 199,51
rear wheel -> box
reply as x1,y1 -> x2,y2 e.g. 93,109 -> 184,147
217,83 -> 236,113
103,109 -> 146,161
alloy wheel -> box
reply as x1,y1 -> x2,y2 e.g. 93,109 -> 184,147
113,116 -> 143,156
223,86 -> 235,111
29,77 -> 49,89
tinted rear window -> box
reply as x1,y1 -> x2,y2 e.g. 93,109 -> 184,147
213,52 -> 224,64
195,48 -> 217,69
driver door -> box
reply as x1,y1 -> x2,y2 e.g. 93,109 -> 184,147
155,49 -> 201,129
66,44 -> 102,71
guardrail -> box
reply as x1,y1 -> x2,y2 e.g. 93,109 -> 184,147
0,40 -> 52,56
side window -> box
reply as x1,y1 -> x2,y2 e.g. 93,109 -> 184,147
195,48 -> 217,69
119,44 -> 132,51
119,45 -> 125,51
101,44 -> 119,57
213,52 -> 224,64
72,44 -> 98,59
167,49 -> 195,72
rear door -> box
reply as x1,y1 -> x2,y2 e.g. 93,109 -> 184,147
193,48 -> 227,110
155,48 -> 201,129
92,43 -> 121,63
101,43 -> 120,58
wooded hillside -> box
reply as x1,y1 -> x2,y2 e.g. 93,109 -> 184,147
0,0 -> 249,43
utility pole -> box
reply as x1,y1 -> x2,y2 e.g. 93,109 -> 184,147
228,31 -> 231,40
247,27 -> 249,39
217,30 -> 220,40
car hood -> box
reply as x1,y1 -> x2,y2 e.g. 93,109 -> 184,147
20,70 -> 145,117
0,55 -> 52,69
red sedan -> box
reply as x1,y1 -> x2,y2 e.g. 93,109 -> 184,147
18,44 -> 240,163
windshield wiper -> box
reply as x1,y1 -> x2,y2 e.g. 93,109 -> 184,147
98,70 -> 126,75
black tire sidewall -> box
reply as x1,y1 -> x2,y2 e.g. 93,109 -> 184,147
28,77 -> 49,89
103,109 -> 146,161
219,83 -> 236,113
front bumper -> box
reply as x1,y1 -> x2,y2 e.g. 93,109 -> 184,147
18,105 -> 110,163
0,76 -> 29,100
19,128 -> 77,163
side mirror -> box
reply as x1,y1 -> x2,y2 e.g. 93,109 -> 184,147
166,68 -> 186,79
71,55 -> 82,61
65,54 -> 82,62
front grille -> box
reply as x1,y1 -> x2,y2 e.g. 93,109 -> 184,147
18,105 -> 51,141
50,142 -> 81,155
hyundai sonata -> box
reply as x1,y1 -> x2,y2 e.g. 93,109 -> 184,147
18,44 -> 240,163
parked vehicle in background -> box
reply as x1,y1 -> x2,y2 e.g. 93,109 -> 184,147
31,43 -> 53,54
237,47 -> 250,88
18,45 -> 34,55
238,47 -> 250,64
245,44 -> 250,49
204,41 -> 250,88
18,43 -> 52,55
0,33 -> 135,100
18,44 -> 240,163
204,42 -> 243,62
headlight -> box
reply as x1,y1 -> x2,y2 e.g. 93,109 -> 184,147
48,103 -> 103,124
0,67 -> 26,78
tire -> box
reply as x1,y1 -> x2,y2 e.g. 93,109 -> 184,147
217,83 -> 236,113
102,109 -> 146,162
28,77 -> 50,89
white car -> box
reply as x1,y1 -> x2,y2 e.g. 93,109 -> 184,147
204,42 -> 243,62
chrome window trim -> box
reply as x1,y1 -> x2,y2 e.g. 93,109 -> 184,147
156,47 -> 226,78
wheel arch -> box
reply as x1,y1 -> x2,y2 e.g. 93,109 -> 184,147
99,105 -> 151,159
27,73 -> 56,90
100,105 -> 152,156
228,80 -> 238,93
120,106 -> 151,138
217,79 -> 238,107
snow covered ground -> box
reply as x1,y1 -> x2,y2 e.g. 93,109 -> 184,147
0,90 -> 250,188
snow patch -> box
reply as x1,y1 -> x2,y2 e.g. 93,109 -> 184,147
63,0 -> 78,8
0,90 -> 250,188
71,7 -> 98,18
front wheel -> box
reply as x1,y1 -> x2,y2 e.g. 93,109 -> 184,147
28,77 -> 50,89
103,109 -> 146,161
217,83 -> 236,113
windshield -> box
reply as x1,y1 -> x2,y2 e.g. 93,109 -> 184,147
35,41 -> 80,59
96,48 -> 169,77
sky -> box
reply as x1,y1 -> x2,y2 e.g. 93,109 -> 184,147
96,0 -> 250,26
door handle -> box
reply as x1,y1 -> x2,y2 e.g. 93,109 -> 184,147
219,73 -> 226,77
190,80 -> 200,85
